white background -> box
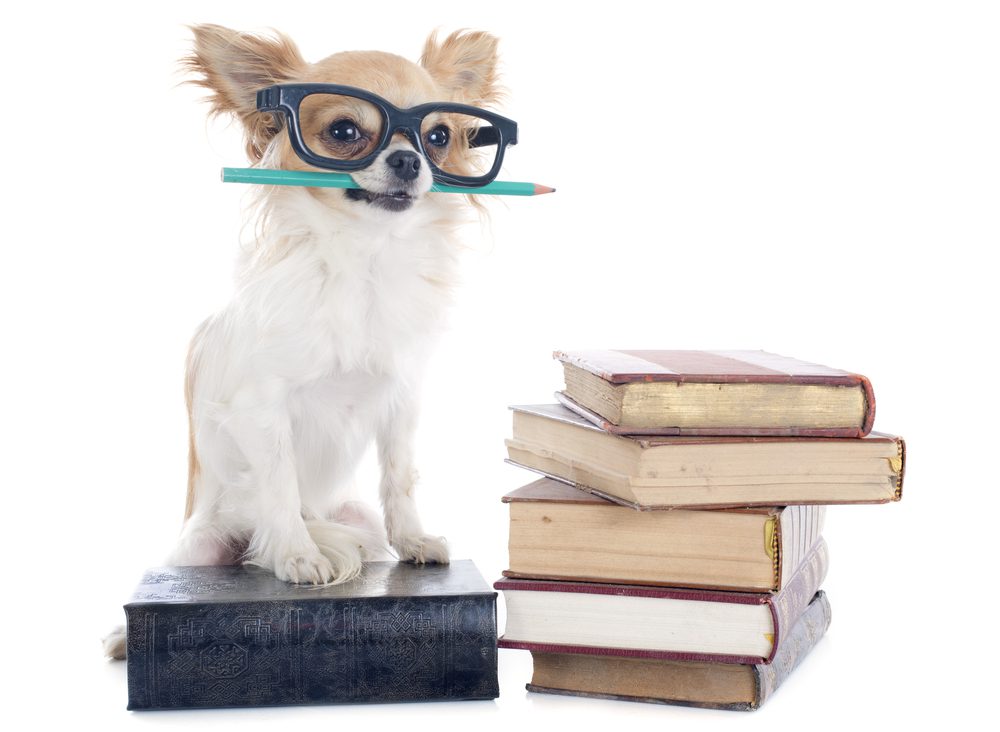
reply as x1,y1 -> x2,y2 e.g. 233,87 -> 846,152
2,1 -> 997,728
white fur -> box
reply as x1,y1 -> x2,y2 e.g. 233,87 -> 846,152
104,145 -> 464,659
171,141 -> 463,588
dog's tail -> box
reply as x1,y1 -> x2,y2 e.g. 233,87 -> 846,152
302,500 -> 393,584
242,503 -> 391,587
303,518 -> 392,585
104,626 -> 127,660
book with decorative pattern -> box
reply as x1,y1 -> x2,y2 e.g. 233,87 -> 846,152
124,561 -> 498,710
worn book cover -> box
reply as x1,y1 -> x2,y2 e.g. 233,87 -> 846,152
526,591 -> 832,711
124,561 -> 498,710
555,349 -> 875,437
496,539 -> 828,665
507,403 -> 905,509
502,478 -> 824,592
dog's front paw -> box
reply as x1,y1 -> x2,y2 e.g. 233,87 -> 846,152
393,534 -> 450,564
275,551 -> 336,585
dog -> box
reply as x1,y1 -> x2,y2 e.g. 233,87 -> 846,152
104,25 -> 502,659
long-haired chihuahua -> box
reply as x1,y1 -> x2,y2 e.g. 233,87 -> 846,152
105,25 -> 506,659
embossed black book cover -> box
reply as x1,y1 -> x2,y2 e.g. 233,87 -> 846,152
124,560 -> 498,710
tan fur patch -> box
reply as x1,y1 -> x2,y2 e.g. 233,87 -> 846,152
420,30 -> 503,107
184,24 -> 307,161
183,321 -> 207,520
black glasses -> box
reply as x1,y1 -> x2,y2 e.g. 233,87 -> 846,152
256,83 -> 518,187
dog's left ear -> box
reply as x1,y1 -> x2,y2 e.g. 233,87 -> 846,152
420,30 -> 502,107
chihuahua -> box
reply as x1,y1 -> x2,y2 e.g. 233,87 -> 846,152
104,25 -> 503,659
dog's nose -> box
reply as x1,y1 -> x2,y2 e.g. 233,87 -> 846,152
386,150 -> 421,181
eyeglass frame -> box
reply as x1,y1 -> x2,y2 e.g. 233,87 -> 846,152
256,83 -> 518,187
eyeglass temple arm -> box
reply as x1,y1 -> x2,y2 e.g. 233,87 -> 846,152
256,87 -> 281,111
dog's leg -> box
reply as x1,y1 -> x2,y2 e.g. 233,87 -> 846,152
168,512 -> 239,566
225,390 -> 337,584
377,393 -> 449,564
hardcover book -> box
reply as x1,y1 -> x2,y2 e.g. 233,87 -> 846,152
506,403 -> 904,509
124,561 -> 498,710
555,349 -> 875,437
496,539 -> 828,665
503,478 -> 824,592
526,591 -> 832,711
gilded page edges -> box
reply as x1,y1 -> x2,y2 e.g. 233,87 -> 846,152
891,437 -> 906,501
765,516 -> 781,591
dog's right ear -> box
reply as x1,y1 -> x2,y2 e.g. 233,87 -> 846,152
184,24 -> 306,162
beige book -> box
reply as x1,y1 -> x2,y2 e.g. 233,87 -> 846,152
506,404 -> 904,509
555,349 -> 875,437
504,478 -> 824,592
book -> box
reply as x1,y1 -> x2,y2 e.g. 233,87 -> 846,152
506,403 -> 905,509
496,539 -> 828,665
503,478 -> 824,592
555,349 -> 875,437
124,561 -> 498,710
525,591 -> 831,711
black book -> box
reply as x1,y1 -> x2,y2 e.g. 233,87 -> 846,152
124,560 -> 498,710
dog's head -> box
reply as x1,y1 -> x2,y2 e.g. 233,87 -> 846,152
186,25 -> 501,215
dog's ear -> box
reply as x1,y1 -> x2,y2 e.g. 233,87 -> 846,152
184,24 -> 306,162
420,30 -> 502,107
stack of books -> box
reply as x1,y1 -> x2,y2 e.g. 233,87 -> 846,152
495,349 -> 904,711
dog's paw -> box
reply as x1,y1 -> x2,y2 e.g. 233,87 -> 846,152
393,534 -> 450,564
275,551 -> 336,585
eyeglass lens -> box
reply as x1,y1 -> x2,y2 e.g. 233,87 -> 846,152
299,93 -> 386,163
296,92 -> 501,179
419,111 -> 500,179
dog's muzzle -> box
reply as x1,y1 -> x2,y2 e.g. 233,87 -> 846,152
345,143 -> 433,213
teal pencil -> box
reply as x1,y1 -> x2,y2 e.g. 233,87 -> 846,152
221,167 -> 555,196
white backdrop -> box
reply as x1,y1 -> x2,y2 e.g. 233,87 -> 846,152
2,1 -> 997,728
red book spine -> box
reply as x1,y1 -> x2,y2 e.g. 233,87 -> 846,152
496,541 -> 829,665
756,591 -> 833,708
764,540 -> 830,662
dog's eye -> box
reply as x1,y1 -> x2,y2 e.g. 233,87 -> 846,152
329,119 -> 361,142
426,125 -> 450,148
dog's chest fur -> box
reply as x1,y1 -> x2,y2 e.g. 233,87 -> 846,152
234,192 -> 460,367
312,224 -> 455,374
218,192 -> 462,505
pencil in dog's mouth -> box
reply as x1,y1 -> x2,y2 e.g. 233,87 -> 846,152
344,187 -> 416,212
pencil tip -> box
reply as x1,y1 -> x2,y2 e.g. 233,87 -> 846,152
534,184 -> 556,195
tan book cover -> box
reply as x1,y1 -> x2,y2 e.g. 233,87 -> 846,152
526,591 -> 832,711
555,349 -> 875,437
503,478 -> 824,592
506,403 -> 904,509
